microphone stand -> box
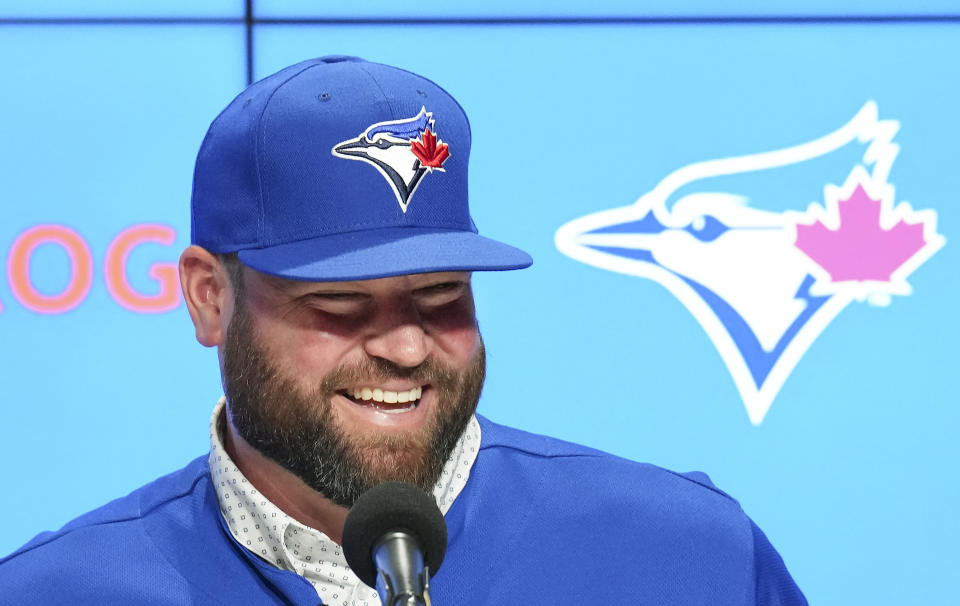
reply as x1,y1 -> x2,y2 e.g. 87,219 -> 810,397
373,530 -> 432,606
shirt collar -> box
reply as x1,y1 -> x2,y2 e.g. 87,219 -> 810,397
208,397 -> 481,604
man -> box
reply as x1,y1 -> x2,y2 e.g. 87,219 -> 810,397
0,56 -> 806,604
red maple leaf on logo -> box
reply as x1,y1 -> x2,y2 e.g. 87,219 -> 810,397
410,128 -> 450,169
794,183 -> 927,282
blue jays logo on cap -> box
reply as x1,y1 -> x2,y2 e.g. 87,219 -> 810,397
332,107 -> 451,213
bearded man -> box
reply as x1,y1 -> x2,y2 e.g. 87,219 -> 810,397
0,56 -> 807,605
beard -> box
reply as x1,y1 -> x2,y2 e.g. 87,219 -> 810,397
221,301 -> 485,509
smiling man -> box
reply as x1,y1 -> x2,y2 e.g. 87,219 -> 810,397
0,57 -> 806,605
201,265 -> 487,545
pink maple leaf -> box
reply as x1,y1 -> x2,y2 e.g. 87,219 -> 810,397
794,183 -> 927,282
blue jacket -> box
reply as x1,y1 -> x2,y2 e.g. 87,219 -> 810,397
0,417 -> 806,604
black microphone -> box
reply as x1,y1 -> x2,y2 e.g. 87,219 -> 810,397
342,481 -> 447,606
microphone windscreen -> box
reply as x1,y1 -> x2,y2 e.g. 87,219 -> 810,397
342,481 -> 448,587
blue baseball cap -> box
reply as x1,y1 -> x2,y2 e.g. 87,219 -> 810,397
191,56 -> 532,281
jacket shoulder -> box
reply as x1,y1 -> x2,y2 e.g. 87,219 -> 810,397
476,415 -> 732,500
3,456 -> 209,559
0,456 -> 212,603
462,417 -> 806,604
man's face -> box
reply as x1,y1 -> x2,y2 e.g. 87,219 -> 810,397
221,269 -> 484,508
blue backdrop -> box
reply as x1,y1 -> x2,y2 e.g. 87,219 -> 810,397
1,4 -> 957,604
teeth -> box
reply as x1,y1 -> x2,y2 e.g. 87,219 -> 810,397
379,402 -> 417,414
347,386 -> 423,405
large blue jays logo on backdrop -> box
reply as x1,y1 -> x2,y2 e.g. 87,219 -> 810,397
332,107 -> 450,213
556,102 -> 945,424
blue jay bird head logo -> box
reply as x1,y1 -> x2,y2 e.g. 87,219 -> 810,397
332,107 -> 451,213
555,102 -> 945,425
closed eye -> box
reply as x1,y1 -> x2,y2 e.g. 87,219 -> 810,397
305,291 -> 371,315
415,281 -> 469,306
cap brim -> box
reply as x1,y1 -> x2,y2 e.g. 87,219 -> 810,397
237,227 -> 532,281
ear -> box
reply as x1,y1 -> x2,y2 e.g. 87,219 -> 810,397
179,245 -> 234,347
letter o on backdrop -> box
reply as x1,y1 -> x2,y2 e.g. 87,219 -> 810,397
7,225 -> 94,314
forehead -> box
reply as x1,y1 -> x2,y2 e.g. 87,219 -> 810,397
242,268 -> 472,295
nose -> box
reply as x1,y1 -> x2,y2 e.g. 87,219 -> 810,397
362,301 -> 431,368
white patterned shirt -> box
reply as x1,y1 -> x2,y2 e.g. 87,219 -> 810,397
207,398 -> 481,606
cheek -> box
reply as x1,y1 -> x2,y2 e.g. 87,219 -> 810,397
441,327 -> 481,367
248,305 -> 357,383
428,311 -> 481,366
287,332 -> 352,380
